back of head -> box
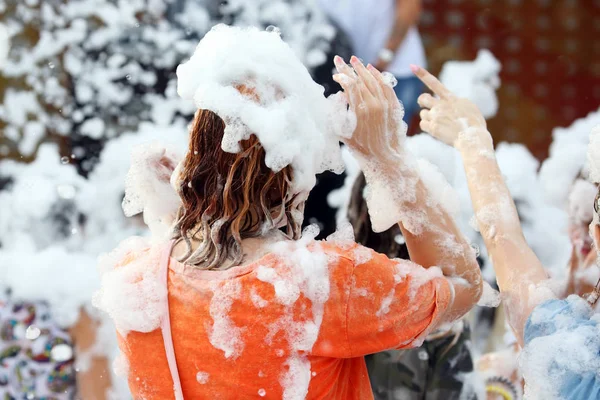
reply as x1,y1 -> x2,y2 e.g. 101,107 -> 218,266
171,109 -> 302,269
172,25 -> 350,269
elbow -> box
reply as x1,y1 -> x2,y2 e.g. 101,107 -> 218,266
465,257 -> 483,304
457,253 -> 484,308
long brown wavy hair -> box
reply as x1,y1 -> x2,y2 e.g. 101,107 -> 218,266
171,109 -> 303,270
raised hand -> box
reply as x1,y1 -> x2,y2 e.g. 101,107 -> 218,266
332,55 -> 405,164
412,65 -> 487,148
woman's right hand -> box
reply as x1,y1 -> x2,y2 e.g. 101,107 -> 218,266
332,55 -> 404,165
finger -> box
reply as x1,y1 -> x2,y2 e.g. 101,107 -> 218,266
367,64 -> 397,101
420,119 -> 433,134
333,73 -> 355,91
420,109 -> 430,121
411,64 -> 452,99
334,74 -> 362,110
334,55 -> 356,79
417,93 -> 438,109
350,56 -> 379,96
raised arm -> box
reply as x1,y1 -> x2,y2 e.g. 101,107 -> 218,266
333,56 -> 481,326
412,66 -> 550,342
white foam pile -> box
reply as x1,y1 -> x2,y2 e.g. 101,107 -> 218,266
520,296 -> 600,399
540,108 -> 600,208
177,24 -> 351,193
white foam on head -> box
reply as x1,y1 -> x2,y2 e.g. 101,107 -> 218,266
176,24 -> 350,194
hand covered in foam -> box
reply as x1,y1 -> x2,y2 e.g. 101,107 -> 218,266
413,66 -> 489,149
332,56 -> 406,166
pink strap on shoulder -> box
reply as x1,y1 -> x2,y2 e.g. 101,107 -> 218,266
160,240 -> 184,400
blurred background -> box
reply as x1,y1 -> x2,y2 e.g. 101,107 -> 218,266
418,0 -> 599,159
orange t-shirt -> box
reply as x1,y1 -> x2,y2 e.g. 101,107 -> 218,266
116,240 -> 452,399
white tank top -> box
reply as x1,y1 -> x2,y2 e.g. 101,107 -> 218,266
319,0 -> 426,77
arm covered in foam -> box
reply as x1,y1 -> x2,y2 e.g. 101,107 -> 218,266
413,66 -> 550,342
333,56 -> 482,327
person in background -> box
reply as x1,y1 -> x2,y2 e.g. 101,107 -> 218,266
318,0 -> 425,124
348,172 -> 477,400
413,65 -> 600,400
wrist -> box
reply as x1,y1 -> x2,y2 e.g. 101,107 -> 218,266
456,126 -> 494,155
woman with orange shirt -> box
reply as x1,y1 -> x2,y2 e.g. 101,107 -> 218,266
98,37 -> 482,398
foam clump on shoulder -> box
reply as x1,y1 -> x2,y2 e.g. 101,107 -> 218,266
93,237 -> 167,336
176,24 -> 349,193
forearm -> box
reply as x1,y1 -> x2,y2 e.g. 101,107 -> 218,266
456,127 -> 549,339
456,127 -> 547,287
357,150 -> 481,307
383,0 -> 421,53
399,178 -> 482,320
383,20 -> 410,55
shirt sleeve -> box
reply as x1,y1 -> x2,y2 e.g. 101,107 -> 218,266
341,244 -> 453,357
